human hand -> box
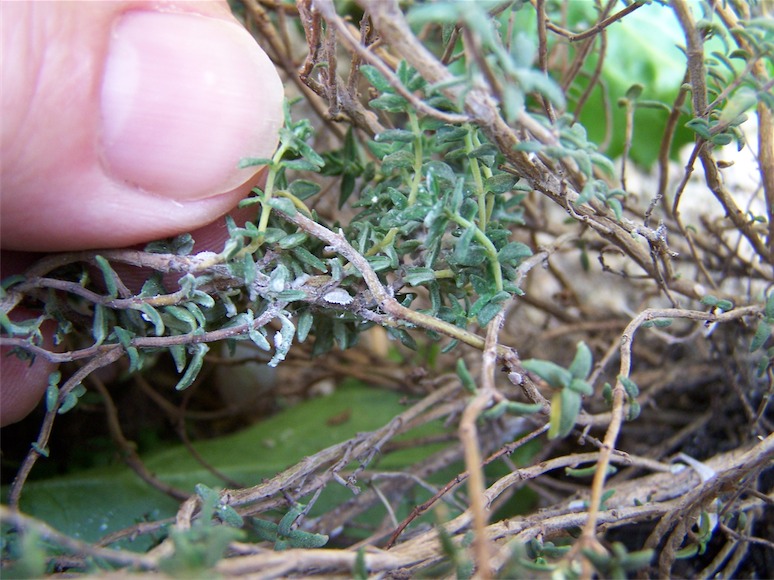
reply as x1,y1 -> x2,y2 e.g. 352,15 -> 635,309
1,1 -> 284,425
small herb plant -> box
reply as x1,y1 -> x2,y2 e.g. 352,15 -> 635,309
2,0 -> 772,577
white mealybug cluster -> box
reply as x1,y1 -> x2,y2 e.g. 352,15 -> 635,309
323,288 -> 353,305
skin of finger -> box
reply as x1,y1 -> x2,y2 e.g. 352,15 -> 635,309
0,200 -> 263,427
0,250 -> 60,427
0,1 -> 280,251
1,1 -> 277,423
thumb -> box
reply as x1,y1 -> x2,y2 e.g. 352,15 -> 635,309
1,1 -> 283,251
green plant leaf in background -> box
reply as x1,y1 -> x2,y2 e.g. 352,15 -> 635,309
560,3 -> 697,167
1,382 -> 448,551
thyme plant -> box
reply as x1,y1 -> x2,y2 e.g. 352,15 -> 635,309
2,0 -> 773,577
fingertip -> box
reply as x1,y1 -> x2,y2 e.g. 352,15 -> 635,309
100,10 -> 283,198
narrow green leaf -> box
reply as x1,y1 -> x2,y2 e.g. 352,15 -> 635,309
565,464 -> 617,478
619,375 -> 639,397
467,143 -> 499,160
169,343 -> 187,373
92,304 -> 108,346
627,399 -> 641,421
292,247 -> 327,272
476,301 -> 502,327
58,385 -> 85,415
248,324 -> 271,351
277,232 -> 308,250
567,377 -> 593,396
268,197 -> 297,216
194,483 -> 220,504
252,518 -> 279,542
288,180 -> 321,200
375,129 -> 416,143
764,292 -> 774,320
548,388 -> 581,439
369,94 -> 408,113
218,505 -> 244,528
94,255 -> 118,298
484,173 -> 517,194
456,358 -> 477,393
452,226 -> 475,265
750,321 -> 771,352
359,64 -> 391,92
191,290 -> 215,309
625,83 -> 644,100
482,400 -> 542,419
568,341 -> 593,380
353,547 -> 368,580
522,359 -> 572,389
382,150 -> 415,172
497,242 -> 532,265
719,88 -> 757,125
45,384 -> 59,413
238,157 -> 274,168
405,267 -> 437,286
387,327 -> 417,350
276,290 -> 307,302
31,443 -> 49,458
606,197 -> 623,220
184,303 -> 206,328
686,117 -> 711,139
277,505 -> 303,538
296,310 -> 313,343
165,305 -> 198,332
286,529 -> 328,549
282,158 -> 319,172
175,343 -> 209,391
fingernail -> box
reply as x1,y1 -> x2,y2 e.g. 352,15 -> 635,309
100,11 -> 282,199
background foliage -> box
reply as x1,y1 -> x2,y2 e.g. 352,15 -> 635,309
2,0 -> 773,577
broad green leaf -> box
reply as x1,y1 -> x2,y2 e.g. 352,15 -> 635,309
569,3 -> 698,166
2,383 -> 450,549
